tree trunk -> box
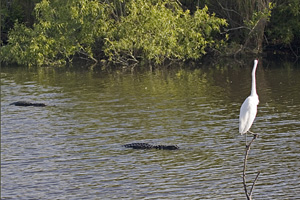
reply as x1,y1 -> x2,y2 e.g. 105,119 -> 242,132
243,0 -> 270,53
243,17 -> 267,53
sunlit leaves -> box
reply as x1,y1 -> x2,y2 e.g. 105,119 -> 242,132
1,0 -> 110,66
104,0 -> 227,64
1,0 -> 227,66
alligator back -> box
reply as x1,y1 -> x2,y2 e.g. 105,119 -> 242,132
124,143 -> 154,149
10,101 -> 46,107
124,143 -> 179,150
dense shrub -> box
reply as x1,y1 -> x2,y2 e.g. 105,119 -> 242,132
0,0 -> 227,66
1,0 -> 110,66
104,0 -> 227,64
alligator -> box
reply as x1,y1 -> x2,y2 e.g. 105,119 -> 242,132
10,101 -> 47,107
124,143 -> 179,150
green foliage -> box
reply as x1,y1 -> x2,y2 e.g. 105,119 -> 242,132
1,0 -> 299,66
244,2 -> 274,29
0,22 -> 34,65
104,0 -> 227,64
1,0 -> 29,44
1,0 -> 110,66
180,0 -> 299,51
1,0 -> 42,45
1,0 -> 227,66
1,1 -> 24,33
267,0 -> 300,45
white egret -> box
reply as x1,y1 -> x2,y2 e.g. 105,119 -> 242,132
239,59 -> 259,143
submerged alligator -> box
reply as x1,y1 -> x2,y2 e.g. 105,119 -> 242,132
124,143 -> 179,150
10,101 -> 47,107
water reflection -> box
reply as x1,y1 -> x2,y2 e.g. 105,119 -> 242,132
1,60 -> 300,199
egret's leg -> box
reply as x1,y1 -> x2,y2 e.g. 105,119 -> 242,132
245,132 -> 247,147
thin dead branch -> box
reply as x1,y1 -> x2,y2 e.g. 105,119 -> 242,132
242,134 -> 260,200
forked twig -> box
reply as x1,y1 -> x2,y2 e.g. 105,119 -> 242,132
242,134 -> 260,200
249,171 -> 261,197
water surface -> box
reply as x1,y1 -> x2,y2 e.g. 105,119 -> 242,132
1,59 -> 300,199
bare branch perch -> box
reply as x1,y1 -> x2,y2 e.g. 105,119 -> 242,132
242,134 -> 260,200
249,171 -> 261,197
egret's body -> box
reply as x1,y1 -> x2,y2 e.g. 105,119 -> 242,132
239,60 -> 259,136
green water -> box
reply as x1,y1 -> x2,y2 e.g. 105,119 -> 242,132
1,59 -> 299,199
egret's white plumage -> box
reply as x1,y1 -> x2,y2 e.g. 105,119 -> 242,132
239,60 -> 259,135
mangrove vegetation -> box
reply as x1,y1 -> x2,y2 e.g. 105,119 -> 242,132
1,0 -> 299,66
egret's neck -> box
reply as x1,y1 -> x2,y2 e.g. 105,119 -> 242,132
251,60 -> 258,96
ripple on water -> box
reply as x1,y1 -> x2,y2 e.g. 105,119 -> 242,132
1,65 -> 300,199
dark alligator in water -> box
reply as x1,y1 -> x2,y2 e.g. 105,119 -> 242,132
10,101 -> 47,107
124,143 -> 179,150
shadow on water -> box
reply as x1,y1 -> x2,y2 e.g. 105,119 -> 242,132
1,58 -> 300,199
